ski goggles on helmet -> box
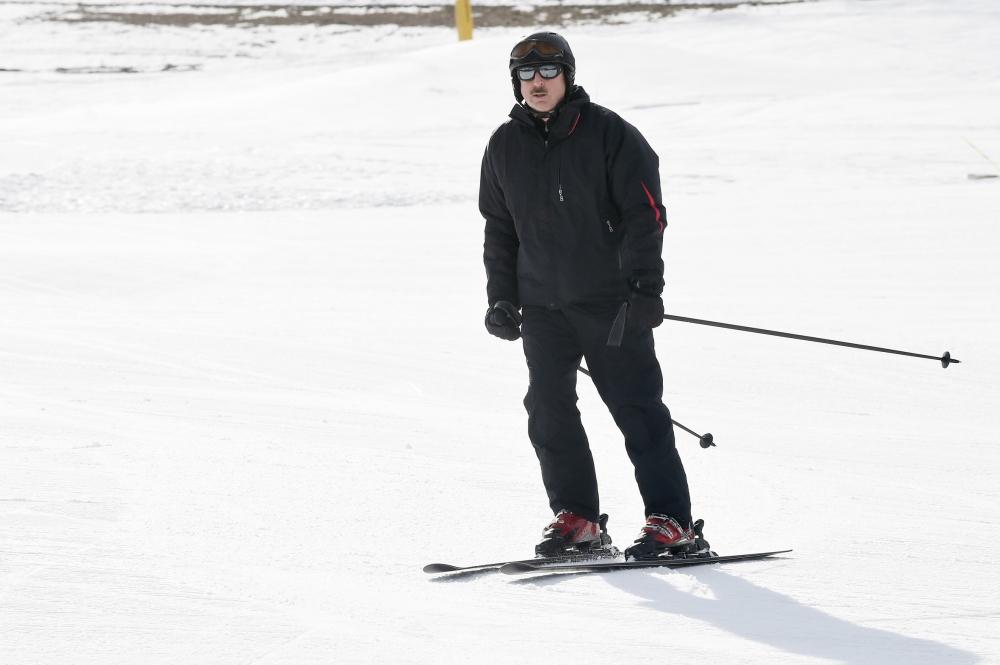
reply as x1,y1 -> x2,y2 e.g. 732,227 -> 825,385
510,39 -> 565,59
515,64 -> 563,81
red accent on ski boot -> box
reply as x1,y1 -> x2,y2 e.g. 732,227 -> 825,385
534,510 -> 608,557
624,515 -> 710,561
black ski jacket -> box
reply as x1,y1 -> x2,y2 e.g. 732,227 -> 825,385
480,86 -> 666,310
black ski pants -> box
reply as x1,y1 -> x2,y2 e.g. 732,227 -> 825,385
521,304 -> 692,525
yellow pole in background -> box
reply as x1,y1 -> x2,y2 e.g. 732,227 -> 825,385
455,0 -> 474,41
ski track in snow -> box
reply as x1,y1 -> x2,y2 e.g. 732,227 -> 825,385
2,1 -> 999,663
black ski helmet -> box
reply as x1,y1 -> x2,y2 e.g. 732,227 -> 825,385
509,32 -> 576,102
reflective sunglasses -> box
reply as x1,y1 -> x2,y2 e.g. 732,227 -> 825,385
510,39 -> 564,59
515,64 -> 563,81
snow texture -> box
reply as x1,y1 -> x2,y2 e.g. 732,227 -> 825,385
1,1 -> 999,663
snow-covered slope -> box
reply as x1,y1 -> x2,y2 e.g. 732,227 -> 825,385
2,1 -> 998,663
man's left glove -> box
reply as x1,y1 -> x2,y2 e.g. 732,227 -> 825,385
485,300 -> 523,341
628,273 -> 665,330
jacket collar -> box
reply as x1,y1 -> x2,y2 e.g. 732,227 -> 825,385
510,86 -> 590,142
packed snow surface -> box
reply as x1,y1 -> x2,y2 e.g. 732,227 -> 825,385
1,1 -> 999,663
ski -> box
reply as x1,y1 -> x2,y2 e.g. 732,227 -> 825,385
423,547 -> 621,575
499,549 -> 792,575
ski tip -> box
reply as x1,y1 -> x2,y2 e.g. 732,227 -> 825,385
423,563 -> 461,573
499,562 -> 539,575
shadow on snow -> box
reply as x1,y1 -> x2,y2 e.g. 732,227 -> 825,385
515,566 -> 977,665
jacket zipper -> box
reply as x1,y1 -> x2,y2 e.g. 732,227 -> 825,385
542,124 -> 564,202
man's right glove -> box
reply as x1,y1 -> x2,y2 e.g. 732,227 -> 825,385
484,300 -> 522,341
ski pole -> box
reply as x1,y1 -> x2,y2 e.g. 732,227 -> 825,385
661,314 -> 960,368
576,365 -> 716,448
671,418 -> 716,449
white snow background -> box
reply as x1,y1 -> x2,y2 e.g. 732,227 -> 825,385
2,0 -> 999,663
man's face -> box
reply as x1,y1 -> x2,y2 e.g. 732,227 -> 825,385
519,65 -> 566,114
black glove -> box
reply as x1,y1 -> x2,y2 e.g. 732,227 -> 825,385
485,301 -> 522,341
628,292 -> 664,330
628,273 -> 665,330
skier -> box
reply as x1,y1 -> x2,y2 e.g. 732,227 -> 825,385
480,32 -> 707,561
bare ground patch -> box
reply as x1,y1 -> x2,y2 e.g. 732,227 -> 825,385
37,1 -> 805,28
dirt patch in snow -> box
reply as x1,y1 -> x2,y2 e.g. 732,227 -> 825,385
39,1 -> 805,28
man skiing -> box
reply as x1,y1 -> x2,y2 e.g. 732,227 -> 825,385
480,32 -> 707,561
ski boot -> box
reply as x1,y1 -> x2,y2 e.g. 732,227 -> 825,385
624,515 -> 714,561
535,510 -> 614,557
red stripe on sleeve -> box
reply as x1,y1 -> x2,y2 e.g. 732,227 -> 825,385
640,181 -> 664,233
